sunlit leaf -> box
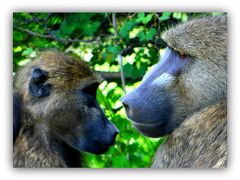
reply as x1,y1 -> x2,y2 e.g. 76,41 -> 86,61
160,12 -> 172,21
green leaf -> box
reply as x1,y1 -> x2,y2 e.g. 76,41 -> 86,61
160,12 -> 172,21
59,20 -> 76,35
138,28 -> 156,41
119,20 -> 135,39
112,155 -> 130,168
13,31 -> 27,41
97,89 -> 114,117
181,13 -> 188,22
142,14 -> 153,24
146,28 -> 157,40
123,63 -> 133,77
136,13 -> 153,24
131,67 -> 139,79
31,38 -> 51,48
137,30 -> 146,41
173,12 -> 182,19
54,30 -> 66,39
138,64 -> 148,77
83,21 -> 101,36
148,47 -> 159,64
22,47 -> 33,56
137,12 -> 145,21
13,46 -> 23,53
173,12 -> 188,22
108,45 -> 121,55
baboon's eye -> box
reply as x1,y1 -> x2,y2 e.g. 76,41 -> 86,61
170,46 -> 187,59
177,50 -> 187,59
82,83 -> 99,96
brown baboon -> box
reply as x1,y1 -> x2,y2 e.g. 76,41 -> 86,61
121,15 -> 227,168
13,92 -> 21,143
13,51 -> 119,168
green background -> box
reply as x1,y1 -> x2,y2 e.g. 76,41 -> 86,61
13,12 -> 221,168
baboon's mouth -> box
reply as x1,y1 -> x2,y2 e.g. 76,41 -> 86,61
131,120 -> 164,127
93,140 -> 114,148
129,119 -> 167,138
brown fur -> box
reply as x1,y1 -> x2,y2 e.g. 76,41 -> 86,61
152,100 -> 227,168
152,15 -> 227,168
15,51 -> 101,102
13,51 -> 101,167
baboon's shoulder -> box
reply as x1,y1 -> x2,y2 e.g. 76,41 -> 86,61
152,101 -> 227,168
13,128 -> 66,168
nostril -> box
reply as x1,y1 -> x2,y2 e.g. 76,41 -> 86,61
122,102 -> 130,112
109,131 -> 119,145
113,130 -> 119,138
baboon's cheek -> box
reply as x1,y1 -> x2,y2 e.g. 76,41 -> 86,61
133,122 -> 166,138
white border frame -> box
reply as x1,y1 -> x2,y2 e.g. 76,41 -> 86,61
0,0 -> 239,179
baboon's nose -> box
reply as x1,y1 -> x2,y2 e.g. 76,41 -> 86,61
120,92 -> 140,119
113,129 -> 119,138
122,102 -> 130,114
108,121 -> 119,138
120,96 -> 130,114
106,130 -> 118,146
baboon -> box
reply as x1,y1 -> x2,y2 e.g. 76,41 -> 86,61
13,92 -> 21,143
121,15 -> 227,168
13,51 -> 119,167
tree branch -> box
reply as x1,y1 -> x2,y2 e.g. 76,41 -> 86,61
97,71 -> 142,82
13,25 -> 96,43
112,13 -> 126,94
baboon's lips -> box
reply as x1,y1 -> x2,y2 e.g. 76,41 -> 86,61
93,140 -> 114,147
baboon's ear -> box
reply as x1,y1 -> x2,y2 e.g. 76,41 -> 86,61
29,68 -> 52,97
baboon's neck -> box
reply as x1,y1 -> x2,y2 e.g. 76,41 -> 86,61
35,123 -> 83,167
14,114 -> 82,167
57,140 -> 83,167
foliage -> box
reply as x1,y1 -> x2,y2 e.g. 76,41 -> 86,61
13,12 -> 219,168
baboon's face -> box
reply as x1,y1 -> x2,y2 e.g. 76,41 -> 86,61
46,82 -> 119,154
121,16 -> 227,138
121,48 -> 192,137
27,66 -> 118,154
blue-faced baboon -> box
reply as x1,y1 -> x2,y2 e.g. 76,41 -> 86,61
121,15 -> 227,168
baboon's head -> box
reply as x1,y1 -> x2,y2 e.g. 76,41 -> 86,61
121,16 -> 227,138
15,51 -> 119,154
